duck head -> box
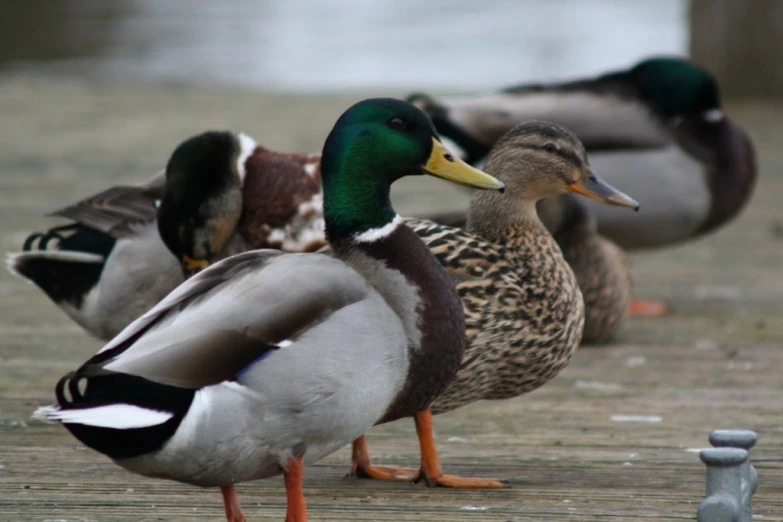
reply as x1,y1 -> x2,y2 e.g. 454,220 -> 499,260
630,56 -> 723,123
469,121 -> 639,231
321,97 -> 504,244
157,131 -> 257,277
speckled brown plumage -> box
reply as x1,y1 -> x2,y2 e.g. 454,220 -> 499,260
406,217 -> 584,415
398,120 -> 639,416
420,196 -> 634,345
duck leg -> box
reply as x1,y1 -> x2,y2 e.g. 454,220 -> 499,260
412,410 -> 507,488
351,435 -> 419,480
628,299 -> 669,316
284,455 -> 308,522
351,410 -> 508,488
219,484 -> 247,522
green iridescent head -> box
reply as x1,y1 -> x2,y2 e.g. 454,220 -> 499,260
320,98 -> 504,242
630,57 -> 721,118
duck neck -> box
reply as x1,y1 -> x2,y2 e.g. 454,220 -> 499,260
675,116 -> 758,235
321,153 -> 466,422
321,139 -> 398,244
467,188 -> 545,242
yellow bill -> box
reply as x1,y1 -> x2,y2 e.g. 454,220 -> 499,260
423,138 -> 505,191
182,254 -> 210,277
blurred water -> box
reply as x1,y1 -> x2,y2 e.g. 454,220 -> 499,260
1,0 -> 687,92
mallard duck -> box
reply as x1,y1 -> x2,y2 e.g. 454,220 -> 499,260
7,131 -> 327,340
424,193 -> 633,344
33,98 -> 506,521
407,56 -> 757,252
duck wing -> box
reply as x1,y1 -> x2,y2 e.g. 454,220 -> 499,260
50,170 -> 166,238
404,218 -> 505,285
82,249 -> 374,388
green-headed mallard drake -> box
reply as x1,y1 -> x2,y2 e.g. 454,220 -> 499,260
424,193 -> 633,345
32,98 -> 505,521
407,56 -> 757,252
7,131 -> 327,340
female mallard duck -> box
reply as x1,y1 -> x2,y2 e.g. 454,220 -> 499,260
33,98 -> 505,521
407,56 -> 757,252
349,121 -> 639,482
424,193 -> 633,345
7,131 -> 326,340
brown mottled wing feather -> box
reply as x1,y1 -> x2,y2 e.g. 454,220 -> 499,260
405,217 -> 504,285
49,170 -> 165,238
90,249 -> 371,388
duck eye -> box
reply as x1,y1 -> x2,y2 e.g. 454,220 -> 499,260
387,117 -> 409,130
543,143 -> 557,152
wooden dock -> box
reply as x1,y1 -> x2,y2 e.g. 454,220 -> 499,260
0,79 -> 781,521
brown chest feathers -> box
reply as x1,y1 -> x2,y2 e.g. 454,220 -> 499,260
407,218 -> 585,415
336,224 -> 466,425
237,149 -> 326,253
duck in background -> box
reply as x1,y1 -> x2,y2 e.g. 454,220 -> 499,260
155,119 -> 638,486
7,171 -> 179,339
7,131 -> 326,340
408,56 -> 757,316
33,98 -> 507,521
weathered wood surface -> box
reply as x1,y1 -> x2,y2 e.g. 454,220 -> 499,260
1,78 -> 782,521
690,0 -> 783,99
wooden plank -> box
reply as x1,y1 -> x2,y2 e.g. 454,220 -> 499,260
690,0 -> 783,98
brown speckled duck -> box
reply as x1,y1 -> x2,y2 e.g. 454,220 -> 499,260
7,131 -> 326,340
407,121 -> 639,417
425,193 -> 633,345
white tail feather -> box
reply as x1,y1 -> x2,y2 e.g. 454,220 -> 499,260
6,250 -> 106,282
32,403 -> 173,429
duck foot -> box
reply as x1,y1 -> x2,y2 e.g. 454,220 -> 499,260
412,470 -> 510,488
220,484 -> 248,522
284,455 -> 308,522
350,435 -> 418,480
628,299 -> 669,316
350,411 -> 508,489
412,410 -> 507,489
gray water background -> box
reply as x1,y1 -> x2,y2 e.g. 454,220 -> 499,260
1,0 -> 687,92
